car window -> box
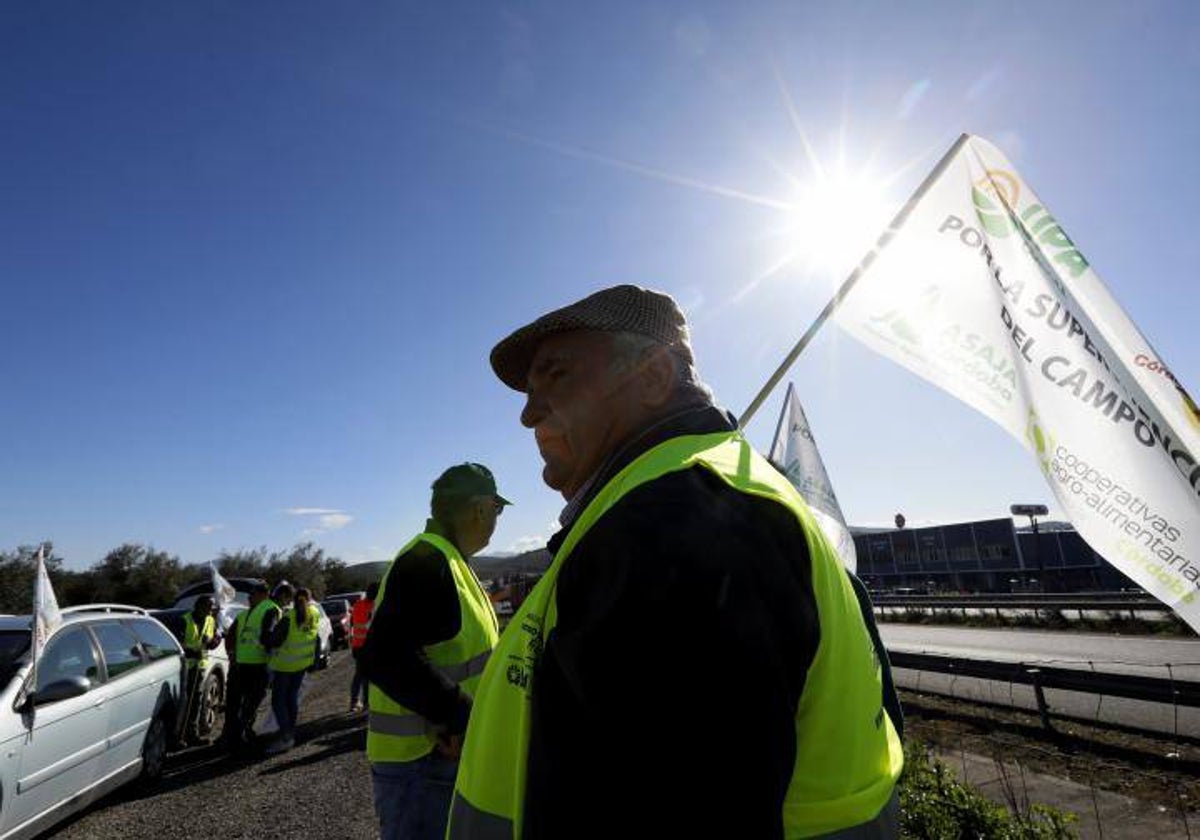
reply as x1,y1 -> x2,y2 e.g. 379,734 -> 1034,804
0,630 -> 31,691
36,628 -> 100,693
91,622 -> 145,679
128,618 -> 181,660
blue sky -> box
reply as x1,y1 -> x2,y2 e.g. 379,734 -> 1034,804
3,1 -> 1198,571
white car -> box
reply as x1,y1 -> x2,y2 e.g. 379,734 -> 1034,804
308,602 -> 333,671
0,605 -> 183,840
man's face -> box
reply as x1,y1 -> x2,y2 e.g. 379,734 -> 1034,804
520,331 -> 636,500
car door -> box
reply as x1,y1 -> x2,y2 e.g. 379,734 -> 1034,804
88,622 -> 154,775
8,627 -> 110,831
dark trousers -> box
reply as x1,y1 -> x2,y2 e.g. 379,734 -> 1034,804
183,664 -> 204,739
350,649 -> 369,707
223,662 -> 269,745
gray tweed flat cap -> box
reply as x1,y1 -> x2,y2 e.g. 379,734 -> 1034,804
490,284 -> 694,391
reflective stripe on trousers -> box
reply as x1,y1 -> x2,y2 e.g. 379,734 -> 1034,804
447,789 -> 900,840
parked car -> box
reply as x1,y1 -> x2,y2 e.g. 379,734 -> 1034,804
0,605 -> 183,840
320,599 -> 351,650
309,602 -> 333,670
149,603 -> 246,745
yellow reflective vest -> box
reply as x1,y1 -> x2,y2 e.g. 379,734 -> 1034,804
182,613 -> 215,670
367,532 -> 500,764
269,603 -> 321,673
448,431 -> 903,839
236,598 -> 280,665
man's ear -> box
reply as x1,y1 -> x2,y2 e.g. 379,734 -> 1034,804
636,345 -> 677,408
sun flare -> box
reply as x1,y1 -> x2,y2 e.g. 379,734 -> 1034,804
783,166 -> 898,280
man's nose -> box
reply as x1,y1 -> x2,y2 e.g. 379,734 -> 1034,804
520,391 -> 547,428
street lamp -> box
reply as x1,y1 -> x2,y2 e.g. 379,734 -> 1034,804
1011,504 -> 1049,592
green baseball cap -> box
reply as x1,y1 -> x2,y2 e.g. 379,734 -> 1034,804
432,463 -> 511,506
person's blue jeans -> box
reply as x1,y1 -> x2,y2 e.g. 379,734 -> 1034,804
372,753 -> 458,840
270,669 -> 305,740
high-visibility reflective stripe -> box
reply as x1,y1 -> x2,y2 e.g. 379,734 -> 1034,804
448,792 -> 514,840
435,650 -> 490,683
368,710 -> 430,737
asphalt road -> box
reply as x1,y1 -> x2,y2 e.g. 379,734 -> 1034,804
54,650 -> 377,840
881,624 -> 1200,737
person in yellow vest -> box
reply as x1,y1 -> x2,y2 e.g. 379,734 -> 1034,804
220,580 -> 282,753
358,463 -> 506,840
447,285 -> 904,839
265,584 -> 319,755
181,594 -> 220,743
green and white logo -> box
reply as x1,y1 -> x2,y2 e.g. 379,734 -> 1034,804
972,170 -> 1019,237
971,169 -> 1090,278
1025,408 -> 1057,476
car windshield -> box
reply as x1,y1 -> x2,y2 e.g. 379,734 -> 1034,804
0,630 -> 32,690
321,600 -> 347,616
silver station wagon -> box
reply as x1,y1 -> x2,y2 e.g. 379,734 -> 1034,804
0,605 -> 183,840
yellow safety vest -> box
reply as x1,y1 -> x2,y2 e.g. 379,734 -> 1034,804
236,598 -> 279,665
367,532 -> 500,764
269,603 -> 321,673
183,613 -> 215,669
448,431 -> 903,839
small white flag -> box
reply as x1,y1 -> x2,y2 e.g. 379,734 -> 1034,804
210,562 -> 238,633
768,383 -> 859,572
32,547 -> 62,663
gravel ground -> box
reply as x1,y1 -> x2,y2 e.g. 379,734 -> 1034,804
54,650 -> 378,840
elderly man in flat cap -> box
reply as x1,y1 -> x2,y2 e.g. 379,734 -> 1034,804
447,285 -> 903,840
361,463 -> 508,840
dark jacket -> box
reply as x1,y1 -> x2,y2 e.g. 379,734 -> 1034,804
358,532 -> 472,735
521,405 -> 899,840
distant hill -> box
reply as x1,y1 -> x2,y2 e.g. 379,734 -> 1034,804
473,548 -> 552,578
343,549 -> 551,587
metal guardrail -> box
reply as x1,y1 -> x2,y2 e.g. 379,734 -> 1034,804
889,649 -> 1200,731
874,592 -> 1169,613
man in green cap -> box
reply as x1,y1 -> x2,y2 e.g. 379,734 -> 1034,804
360,463 -> 508,840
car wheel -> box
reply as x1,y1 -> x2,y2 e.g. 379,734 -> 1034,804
140,714 -> 168,783
188,671 -> 224,744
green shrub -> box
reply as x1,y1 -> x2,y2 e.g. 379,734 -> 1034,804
900,742 -> 1077,839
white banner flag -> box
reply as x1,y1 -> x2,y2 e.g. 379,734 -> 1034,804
834,133 -> 1200,629
210,562 -> 238,633
32,547 -> 62,663
768,383 -> 858,572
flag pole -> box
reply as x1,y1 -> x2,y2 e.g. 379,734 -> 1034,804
739,132 -> 972,428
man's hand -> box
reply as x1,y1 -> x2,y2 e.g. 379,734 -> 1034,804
435,732 -> 464,759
